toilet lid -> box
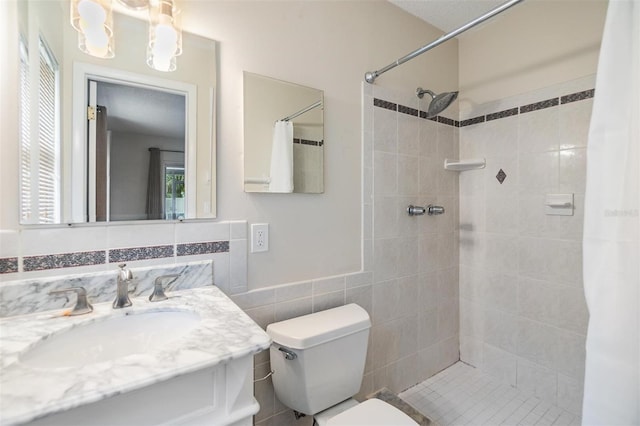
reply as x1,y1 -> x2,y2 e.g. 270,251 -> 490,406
326,399 -> 418,426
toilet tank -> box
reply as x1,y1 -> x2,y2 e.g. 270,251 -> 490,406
266,304 -> 371,415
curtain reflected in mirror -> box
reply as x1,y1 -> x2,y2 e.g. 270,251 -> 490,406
243,72 -> 324,194
146,148 -> 163,220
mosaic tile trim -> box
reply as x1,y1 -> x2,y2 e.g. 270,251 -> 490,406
373,98 -> 397,111
293,138 -> 324,147
486,107 -> 519,122
108,245 -> 174,263
561,89 -> 595,104
0,258 -> 19,274
456,88 -> 595,127
520,97 -> 559,114
177,241 -> 229,257
373,98 -> 459,127
437,116 -> 458,127
460,116 -> 485,127
398,105 -> 419,117
23,251 -> 106,272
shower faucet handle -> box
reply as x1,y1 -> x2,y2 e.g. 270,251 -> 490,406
427,205 -> 445,215
407,205 -> 427,216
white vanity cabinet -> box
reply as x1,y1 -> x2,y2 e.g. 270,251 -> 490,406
0,287 -> 271,426
26,357 -> 256,426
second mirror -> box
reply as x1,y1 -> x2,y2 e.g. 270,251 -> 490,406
243,72 -> 324,194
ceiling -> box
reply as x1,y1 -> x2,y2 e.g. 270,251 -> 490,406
389,0 -> 508,33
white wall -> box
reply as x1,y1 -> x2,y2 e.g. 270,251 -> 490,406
458,0 -> 607,107
163,0 -> 460,288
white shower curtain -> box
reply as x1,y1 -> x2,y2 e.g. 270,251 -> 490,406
582,1 -> 639,425
269,120 -> 294,193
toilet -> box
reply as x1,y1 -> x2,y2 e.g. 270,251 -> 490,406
266,304 -> 418,426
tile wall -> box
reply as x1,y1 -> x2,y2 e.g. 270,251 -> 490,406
243,84 -> 461,425
0,220 -> 249,295
458,76 -> 594,416
363,83 -> 461,393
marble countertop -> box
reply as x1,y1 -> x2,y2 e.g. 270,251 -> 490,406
0,286 -> 271,425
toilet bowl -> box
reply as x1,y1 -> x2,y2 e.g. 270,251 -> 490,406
315,398 -> 417,426
266,304 -> 418,426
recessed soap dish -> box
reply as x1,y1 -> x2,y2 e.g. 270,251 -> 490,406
444,158 -> 486,171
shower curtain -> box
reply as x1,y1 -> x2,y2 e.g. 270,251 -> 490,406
582,1 -> 639,425
146,148 -> 163,220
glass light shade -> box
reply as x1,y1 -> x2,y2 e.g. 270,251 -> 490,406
71,0 -> 114,58
147,0 -> 182,72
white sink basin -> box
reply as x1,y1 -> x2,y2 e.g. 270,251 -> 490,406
19,310 -> 200,369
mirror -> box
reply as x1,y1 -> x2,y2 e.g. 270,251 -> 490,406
17,0 -> 217,224
243,72 -> 324,194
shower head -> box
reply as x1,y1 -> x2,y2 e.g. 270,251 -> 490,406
416,87 -> 459,118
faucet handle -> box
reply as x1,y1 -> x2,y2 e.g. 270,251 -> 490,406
149,274 -> 180,302
118,263 -> 133,280
49,287 -> 93,316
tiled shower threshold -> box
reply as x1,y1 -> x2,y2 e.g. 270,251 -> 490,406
400,362 -> 580,426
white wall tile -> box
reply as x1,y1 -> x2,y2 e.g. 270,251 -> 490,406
0,231 -> 19,257
22,226 -> 107,256
483,344 -> 517,386
518,107 -> 559,154
516,358 -> 558,404
107,223 -> 175,249
373,107 -> 397,154
398,114 -> 420,156
373,151 -> 398,196
175,221 -> 229,244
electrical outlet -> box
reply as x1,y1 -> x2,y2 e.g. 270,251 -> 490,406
251,223 -> 269,253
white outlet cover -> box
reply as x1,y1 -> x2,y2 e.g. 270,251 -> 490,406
251,223 -> 269,253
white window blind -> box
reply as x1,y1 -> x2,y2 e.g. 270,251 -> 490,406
19,36 -> 60,224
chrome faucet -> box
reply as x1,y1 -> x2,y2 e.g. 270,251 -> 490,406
149,274 -> 180,302
113,264 -> 133,309
49,287 -> 93,316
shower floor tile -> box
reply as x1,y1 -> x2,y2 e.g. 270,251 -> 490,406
399,362 -> 581,426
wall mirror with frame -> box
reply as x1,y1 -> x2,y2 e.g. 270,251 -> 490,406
17,0 -> 217,224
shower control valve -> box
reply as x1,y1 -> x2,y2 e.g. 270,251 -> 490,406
427,205 -> 445,215
407,205 -> 427,216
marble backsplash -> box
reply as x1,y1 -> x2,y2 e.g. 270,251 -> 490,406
0,260 -> 213,318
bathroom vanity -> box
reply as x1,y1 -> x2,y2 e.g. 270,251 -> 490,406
0,286 -> 271,426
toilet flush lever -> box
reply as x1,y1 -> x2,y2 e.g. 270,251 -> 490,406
279,347 -> 297,360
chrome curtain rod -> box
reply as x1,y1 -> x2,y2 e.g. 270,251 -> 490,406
281,100 -> 323,122
364,0 -> 525,84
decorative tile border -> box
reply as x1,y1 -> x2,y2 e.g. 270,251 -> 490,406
373,98 -> 460,127
460,116 -> 485,127
373,88 -> 595,129
293,138 -> 324,147
0,258 -> 19,274
1,240 -> 231,275
398,105 -> 419,117
23,251 -> 106,272
561,89 -> 595,104
373,98 -> 397,111
177,241 -> 230,257
520,97 -> 559,114
108,245 -> 174,263
486,107 -> 519,122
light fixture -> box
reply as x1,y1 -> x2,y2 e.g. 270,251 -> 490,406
69,0 -> 183,72
147,0 -> 182,72
70,0 -> 115,58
